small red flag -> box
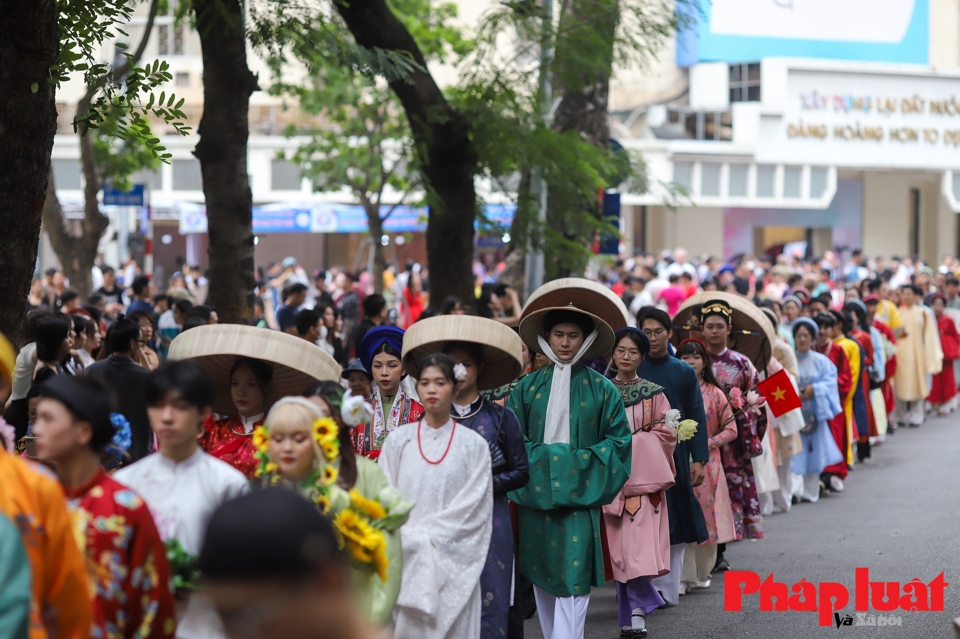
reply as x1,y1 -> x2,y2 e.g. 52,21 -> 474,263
757,369 -> 802,417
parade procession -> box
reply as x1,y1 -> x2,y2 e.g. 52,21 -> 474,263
6,0 -> 960,637
4,265 -> 959,639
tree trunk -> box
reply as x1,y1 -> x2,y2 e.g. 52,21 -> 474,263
334,0 -> 479,309
0,0 -> 59,344
546,0 -> 617,278
365,203 -> 387,295
42,162 -> 108,299
192,0 -> 258,324
44,0 -> 159,299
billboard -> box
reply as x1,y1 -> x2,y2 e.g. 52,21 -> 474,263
755,61 -> 960,170
678,0 -> 929,67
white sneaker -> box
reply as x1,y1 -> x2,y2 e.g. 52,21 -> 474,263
678,582 -> 689,596
696,578 -> 712,589
829,475 -> 844,492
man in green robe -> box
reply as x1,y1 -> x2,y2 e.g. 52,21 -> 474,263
508,307 -> 631,639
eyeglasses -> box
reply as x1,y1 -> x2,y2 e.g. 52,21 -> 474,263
614,348 -> 641,358
641,328 -> 667,338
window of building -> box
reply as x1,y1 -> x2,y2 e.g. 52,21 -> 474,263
701,162 -> 721,197
172,159 -> 202,191
665,109 -> 732,141
175,72 -> 190,87
158,25 -> 169,56
673,162 -> 693,191
728,164 -> 748,197
271,160 -> 303,191
810,167 -> 828,198
52,159 -> 83,190
130,169 -> 163,191
158,24 -> 184,55
173,25 -> 184,55
783,166 -> 802,198
729,63 -> 761,103
756,165 -> 775,198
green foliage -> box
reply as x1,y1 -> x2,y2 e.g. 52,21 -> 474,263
92,117 -> 162,190
253,0 -> 469,217
251,0 -> 686,275
55,0 -> 191,162
164,538 -> 201,591
451,0 -> 683,274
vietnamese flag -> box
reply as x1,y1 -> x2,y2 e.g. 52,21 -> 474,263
757,369 -> 802,417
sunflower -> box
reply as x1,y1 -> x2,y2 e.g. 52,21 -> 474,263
349,489 -> 386,520
321,464 -> 339,486
373,542 -> 390,582
334,509 -> 388,572
321,440 -> 340,461
252,426 -> 270,452
312,418 -> 338,444
314,491 -> 331,513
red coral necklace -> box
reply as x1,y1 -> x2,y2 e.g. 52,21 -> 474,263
417,419 -> 457,465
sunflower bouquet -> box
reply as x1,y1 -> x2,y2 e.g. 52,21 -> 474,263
252,412 -> 410,582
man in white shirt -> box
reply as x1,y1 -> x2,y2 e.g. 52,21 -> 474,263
115,360 -> 248,639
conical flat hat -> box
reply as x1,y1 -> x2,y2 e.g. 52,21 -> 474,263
519,305 -> 616,360
672,291 -> 775,369
168,324 -> 341,416
521,278 -> 629,333
402,316 -> 523,390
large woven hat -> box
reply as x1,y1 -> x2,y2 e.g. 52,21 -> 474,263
168,324 -> 341,416
519,305 -> 615,359
402,316 -> 523,390
672,291 -> 776,369
521,277 -> 629,333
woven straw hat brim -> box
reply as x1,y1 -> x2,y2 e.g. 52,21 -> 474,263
521,277 -> 629,334
402,316 -> 523,390
519,305 -> 615,360
168,324 -> 341,416
672,291 -> 775,369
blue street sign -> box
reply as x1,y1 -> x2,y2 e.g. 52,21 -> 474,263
103,184 -> 145,206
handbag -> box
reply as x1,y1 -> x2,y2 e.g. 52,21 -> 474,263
867,365 -> 883,390
799,405 -> 818,435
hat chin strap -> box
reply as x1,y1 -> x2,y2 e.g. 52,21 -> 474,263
536,330 -> 599,445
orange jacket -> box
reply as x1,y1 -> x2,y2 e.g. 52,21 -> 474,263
0,449 -> 91,639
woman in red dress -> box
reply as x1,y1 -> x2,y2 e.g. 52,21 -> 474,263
199,357 -> 272,478
927,294 -> 959,415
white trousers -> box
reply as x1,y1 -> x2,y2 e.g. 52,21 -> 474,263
681,542 -> 717,583
533,586 -> 591,639
894,397 -> 924,426
773,461 -> 793,512
791,472 -> 821,503
650,543 -> 685,605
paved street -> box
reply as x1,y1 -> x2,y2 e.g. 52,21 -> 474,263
524,412 -> 960,638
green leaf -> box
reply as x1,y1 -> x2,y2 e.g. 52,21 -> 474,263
30,82 -> 39,94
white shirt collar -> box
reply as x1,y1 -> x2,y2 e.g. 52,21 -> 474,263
239,412 -> 264,433
156,448 -> 204,470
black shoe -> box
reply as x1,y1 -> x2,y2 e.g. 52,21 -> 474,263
909,422 -> 921,428
713,557 -> 730,572
620,629 -> 648,639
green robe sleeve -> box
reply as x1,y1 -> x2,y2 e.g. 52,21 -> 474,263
508,367 -> 632,510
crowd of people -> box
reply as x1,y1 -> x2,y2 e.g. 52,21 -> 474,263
0,244 -> 955,639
